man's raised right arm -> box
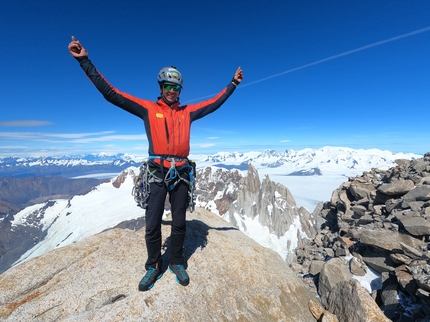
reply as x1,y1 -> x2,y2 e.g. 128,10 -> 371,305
68,36 -> 147,118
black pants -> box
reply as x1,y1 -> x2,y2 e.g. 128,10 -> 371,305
144,177 -> 189,269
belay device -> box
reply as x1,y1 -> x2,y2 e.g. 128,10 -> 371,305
132,159 -> 197,212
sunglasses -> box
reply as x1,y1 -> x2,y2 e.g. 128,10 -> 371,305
163,83 -> 181,91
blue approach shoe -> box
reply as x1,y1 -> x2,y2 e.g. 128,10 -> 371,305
169,264 -> 190,286
138,267 -> 163,291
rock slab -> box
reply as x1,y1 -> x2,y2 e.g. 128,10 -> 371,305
0,208 -> 317,322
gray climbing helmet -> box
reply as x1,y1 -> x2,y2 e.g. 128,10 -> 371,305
157,66 -> 183,87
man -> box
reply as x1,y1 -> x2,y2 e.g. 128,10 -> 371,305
68,36 -> 243,291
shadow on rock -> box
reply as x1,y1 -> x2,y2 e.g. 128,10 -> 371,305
161,219 -> 238,271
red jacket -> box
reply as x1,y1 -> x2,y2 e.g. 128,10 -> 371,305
79,59 -> 236,160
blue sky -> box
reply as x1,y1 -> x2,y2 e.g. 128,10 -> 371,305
1,0 -> 429,157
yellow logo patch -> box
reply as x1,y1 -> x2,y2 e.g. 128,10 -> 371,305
156,113 -> 164,118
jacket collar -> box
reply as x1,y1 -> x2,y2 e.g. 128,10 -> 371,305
157,97 -> 180,110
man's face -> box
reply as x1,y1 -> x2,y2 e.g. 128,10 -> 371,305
161,82 -> 181,104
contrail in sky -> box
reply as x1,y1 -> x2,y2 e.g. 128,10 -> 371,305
241,25 -> 430,88
186,26 -> 430,102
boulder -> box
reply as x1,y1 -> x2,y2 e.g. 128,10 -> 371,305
395,265 -> 418,296
325,279 -> 390,322
351,205 -> 367,218
309,260 -> 325,276
395,213 -> 430,237
349,257 -> 367,276
349,182 -> 375,200
309,299 -> 325,320
377,180 -> 415,196
380,283 -> 399,320
348,229 -> 425,253
390,253 -> 412,265
408,261 -> 430,293
321,311 -> 340,322
318,258 -> 352,307
403,186 -> 430,201
400,242 -> 422,258
361,248 -> 396,273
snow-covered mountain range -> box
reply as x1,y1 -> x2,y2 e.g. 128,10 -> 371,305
193,147 -> 421,211
1,146 -> 420,210
0,147 -> 423,274
193,146 -> 419,175
1,146 -> 419,179
0,153 -> 143,178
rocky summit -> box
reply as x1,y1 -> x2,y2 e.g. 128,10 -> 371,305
292,152 -> 430,322
1,150 -> 428,321
0,209 -> 319,322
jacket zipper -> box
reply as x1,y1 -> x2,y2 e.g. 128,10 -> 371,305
164,118 -> 170,150
171,107 -> 174,152
178,117 -> 181,146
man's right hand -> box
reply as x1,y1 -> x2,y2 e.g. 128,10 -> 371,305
68,36 -> 88,58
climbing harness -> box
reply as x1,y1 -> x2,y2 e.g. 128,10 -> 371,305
132,157 -> 197,212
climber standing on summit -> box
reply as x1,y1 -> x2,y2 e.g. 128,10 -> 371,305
68,36 -> 243,291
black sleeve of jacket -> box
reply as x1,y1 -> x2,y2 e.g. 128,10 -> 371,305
77,58 -> 147,119
189,82 -> 237,122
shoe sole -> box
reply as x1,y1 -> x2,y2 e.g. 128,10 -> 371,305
138,273 -> 163,292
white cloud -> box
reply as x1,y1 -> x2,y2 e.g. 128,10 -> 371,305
0,131 -> 149,157
0,145 -> 28,149
70,134 -> 147,143
0,120 -> 54,127
0,131 -> 146,142
196,143 -> 216,148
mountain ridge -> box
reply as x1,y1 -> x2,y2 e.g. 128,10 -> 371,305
0,147 -> 421,275
0,146 -> 421,179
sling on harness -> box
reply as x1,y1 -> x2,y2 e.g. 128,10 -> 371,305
132,158 -> 197,212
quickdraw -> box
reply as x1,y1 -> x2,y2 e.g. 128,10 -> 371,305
187,160 -> 197,212
132,161 -> 159,209
132,158 -> 197,212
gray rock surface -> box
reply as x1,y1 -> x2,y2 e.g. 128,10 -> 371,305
318,258 -> 352,307
326,279 -> 391,322
0,208 -> 318,322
